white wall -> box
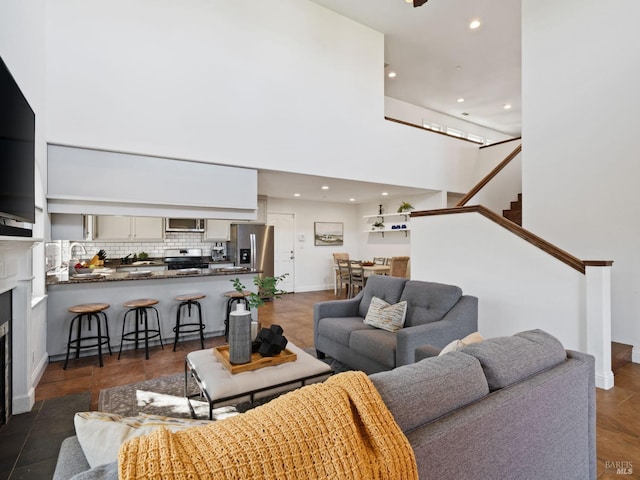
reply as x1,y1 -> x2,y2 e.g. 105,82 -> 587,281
522,0 -> 640,359
0,0 -> 48,413
45,0 -> 480,194
385,96 -> 515,144
411,212 -> 586,351
466,146 -> 522,214
267,198 -> 359,292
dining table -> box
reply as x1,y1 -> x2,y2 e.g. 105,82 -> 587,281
362,264 -> 390,276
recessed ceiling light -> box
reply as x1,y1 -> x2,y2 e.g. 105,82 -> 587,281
321,185 -> 329,190
294,193 -> 300,197
457,98 -> 465,103
388,71 -> 397,78
404,0 -> 412,3
504,104 -> 512,110
382,192 -> 389,196
469,19 -> 481,29
349,198 -> 356,202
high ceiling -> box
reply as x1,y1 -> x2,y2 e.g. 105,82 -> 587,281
311,0 -> 522,137
258,0 -> 522,204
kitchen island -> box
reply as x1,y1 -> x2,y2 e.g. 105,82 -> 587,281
46,267 -> 260,361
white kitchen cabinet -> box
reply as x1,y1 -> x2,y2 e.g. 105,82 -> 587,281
95,216 -> 164,241
204,220 -> 231,241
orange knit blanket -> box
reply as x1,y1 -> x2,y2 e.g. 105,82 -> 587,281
118,371 -> 418,480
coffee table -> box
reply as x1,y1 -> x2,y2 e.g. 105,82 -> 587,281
185,341 -> 333,419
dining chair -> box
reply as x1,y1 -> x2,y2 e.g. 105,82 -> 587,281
373,257 -> 386,265
389,256 -> 410,278
336,259 -> 352,297
349,261 -> 365,298
333,253 -> 350,296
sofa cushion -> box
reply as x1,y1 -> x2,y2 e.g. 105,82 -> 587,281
364,296 -> 408,332
357,275 -> 408,318
74,412 -> 211,468
350,328 -> 397,368
370,352 -> 489,432
316,316 -> 372,346
459,329 -> 567,391
438,332 -> 484,356
400,280 -> 462,327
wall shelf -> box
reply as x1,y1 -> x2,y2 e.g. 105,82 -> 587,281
363,212 -> 411,237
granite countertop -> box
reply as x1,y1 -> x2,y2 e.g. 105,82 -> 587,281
46,266 -> 258,286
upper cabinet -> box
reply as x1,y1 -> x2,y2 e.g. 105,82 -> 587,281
94,216 -> 164,241
204,220 -> 231,241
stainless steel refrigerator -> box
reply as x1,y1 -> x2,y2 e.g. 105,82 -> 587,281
227,224 -> 274,279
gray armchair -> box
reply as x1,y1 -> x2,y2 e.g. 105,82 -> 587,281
314,275 -> 478,373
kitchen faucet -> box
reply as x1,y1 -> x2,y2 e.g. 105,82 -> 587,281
69,242 -> 88,257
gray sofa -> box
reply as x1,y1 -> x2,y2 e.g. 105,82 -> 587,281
314,275 -> 478,373
54,329 -> 595,480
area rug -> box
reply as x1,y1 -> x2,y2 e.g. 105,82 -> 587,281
98,349 -> 350,419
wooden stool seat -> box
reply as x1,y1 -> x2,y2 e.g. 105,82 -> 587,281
224,290 -> 252,298
175,293 -> 206,302
64,303 -> 112,370
68,303 -> 110,314
123,298 -> 159,309
119,298 -> 163,360
173,293 -> 206,351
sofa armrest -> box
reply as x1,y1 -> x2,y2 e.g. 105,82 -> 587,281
414,344 -> 441,362
313,293 -> 363,345
396,295 -> 478,366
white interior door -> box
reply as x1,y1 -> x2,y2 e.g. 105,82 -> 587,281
268,213 -> 295,293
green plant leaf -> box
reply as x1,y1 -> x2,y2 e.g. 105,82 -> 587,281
231,273 -> 289,310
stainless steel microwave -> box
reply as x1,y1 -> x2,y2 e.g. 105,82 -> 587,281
165,218 -> 205,232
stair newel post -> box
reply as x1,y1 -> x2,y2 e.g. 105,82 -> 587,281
585,261 -> 614,390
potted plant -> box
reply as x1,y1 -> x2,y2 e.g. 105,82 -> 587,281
397,201 -> 414,213
372,221 -> 385,231
231,273 -> 289,310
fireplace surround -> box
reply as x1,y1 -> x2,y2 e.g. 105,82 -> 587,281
0,289 -> 12,426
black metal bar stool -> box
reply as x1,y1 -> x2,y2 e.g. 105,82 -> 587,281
63,303 -> 112,370
223,290 -> 251,342
173,293 -> 206,351
118,298 -> 163,360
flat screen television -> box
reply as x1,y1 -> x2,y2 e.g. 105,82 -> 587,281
0,55 -> 35,236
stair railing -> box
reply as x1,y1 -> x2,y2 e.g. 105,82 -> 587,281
456,143 -> 522,207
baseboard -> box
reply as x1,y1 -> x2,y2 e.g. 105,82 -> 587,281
12,387 -> 35,414
31,351 -> 48,390
633,347 -> 640,364
596,371 -> 615,390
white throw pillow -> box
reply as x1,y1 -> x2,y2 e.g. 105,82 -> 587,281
438,332 -> 485,356
74,412 -> 211,467
364,296 -> 408,332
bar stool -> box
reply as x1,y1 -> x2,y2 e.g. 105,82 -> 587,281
223,290 -> 252,342
118,298 -> 164,360
173,293 -> 206,351
63,303 -> 111,370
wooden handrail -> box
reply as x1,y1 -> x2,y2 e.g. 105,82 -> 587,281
410,205 -> 606,274
456,144 -> 522,207
384,117 -> 482,145
479,137 -> 521,149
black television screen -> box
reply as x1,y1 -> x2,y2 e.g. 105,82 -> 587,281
0,55 -> 35,227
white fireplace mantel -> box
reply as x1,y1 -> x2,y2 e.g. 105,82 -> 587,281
0,236 -> 44,415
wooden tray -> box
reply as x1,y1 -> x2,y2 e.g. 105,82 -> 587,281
213,345 -> 297,374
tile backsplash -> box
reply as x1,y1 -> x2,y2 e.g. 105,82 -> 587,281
48,232 -> 226,268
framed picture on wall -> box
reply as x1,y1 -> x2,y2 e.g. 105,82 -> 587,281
314,222 -> 343,246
